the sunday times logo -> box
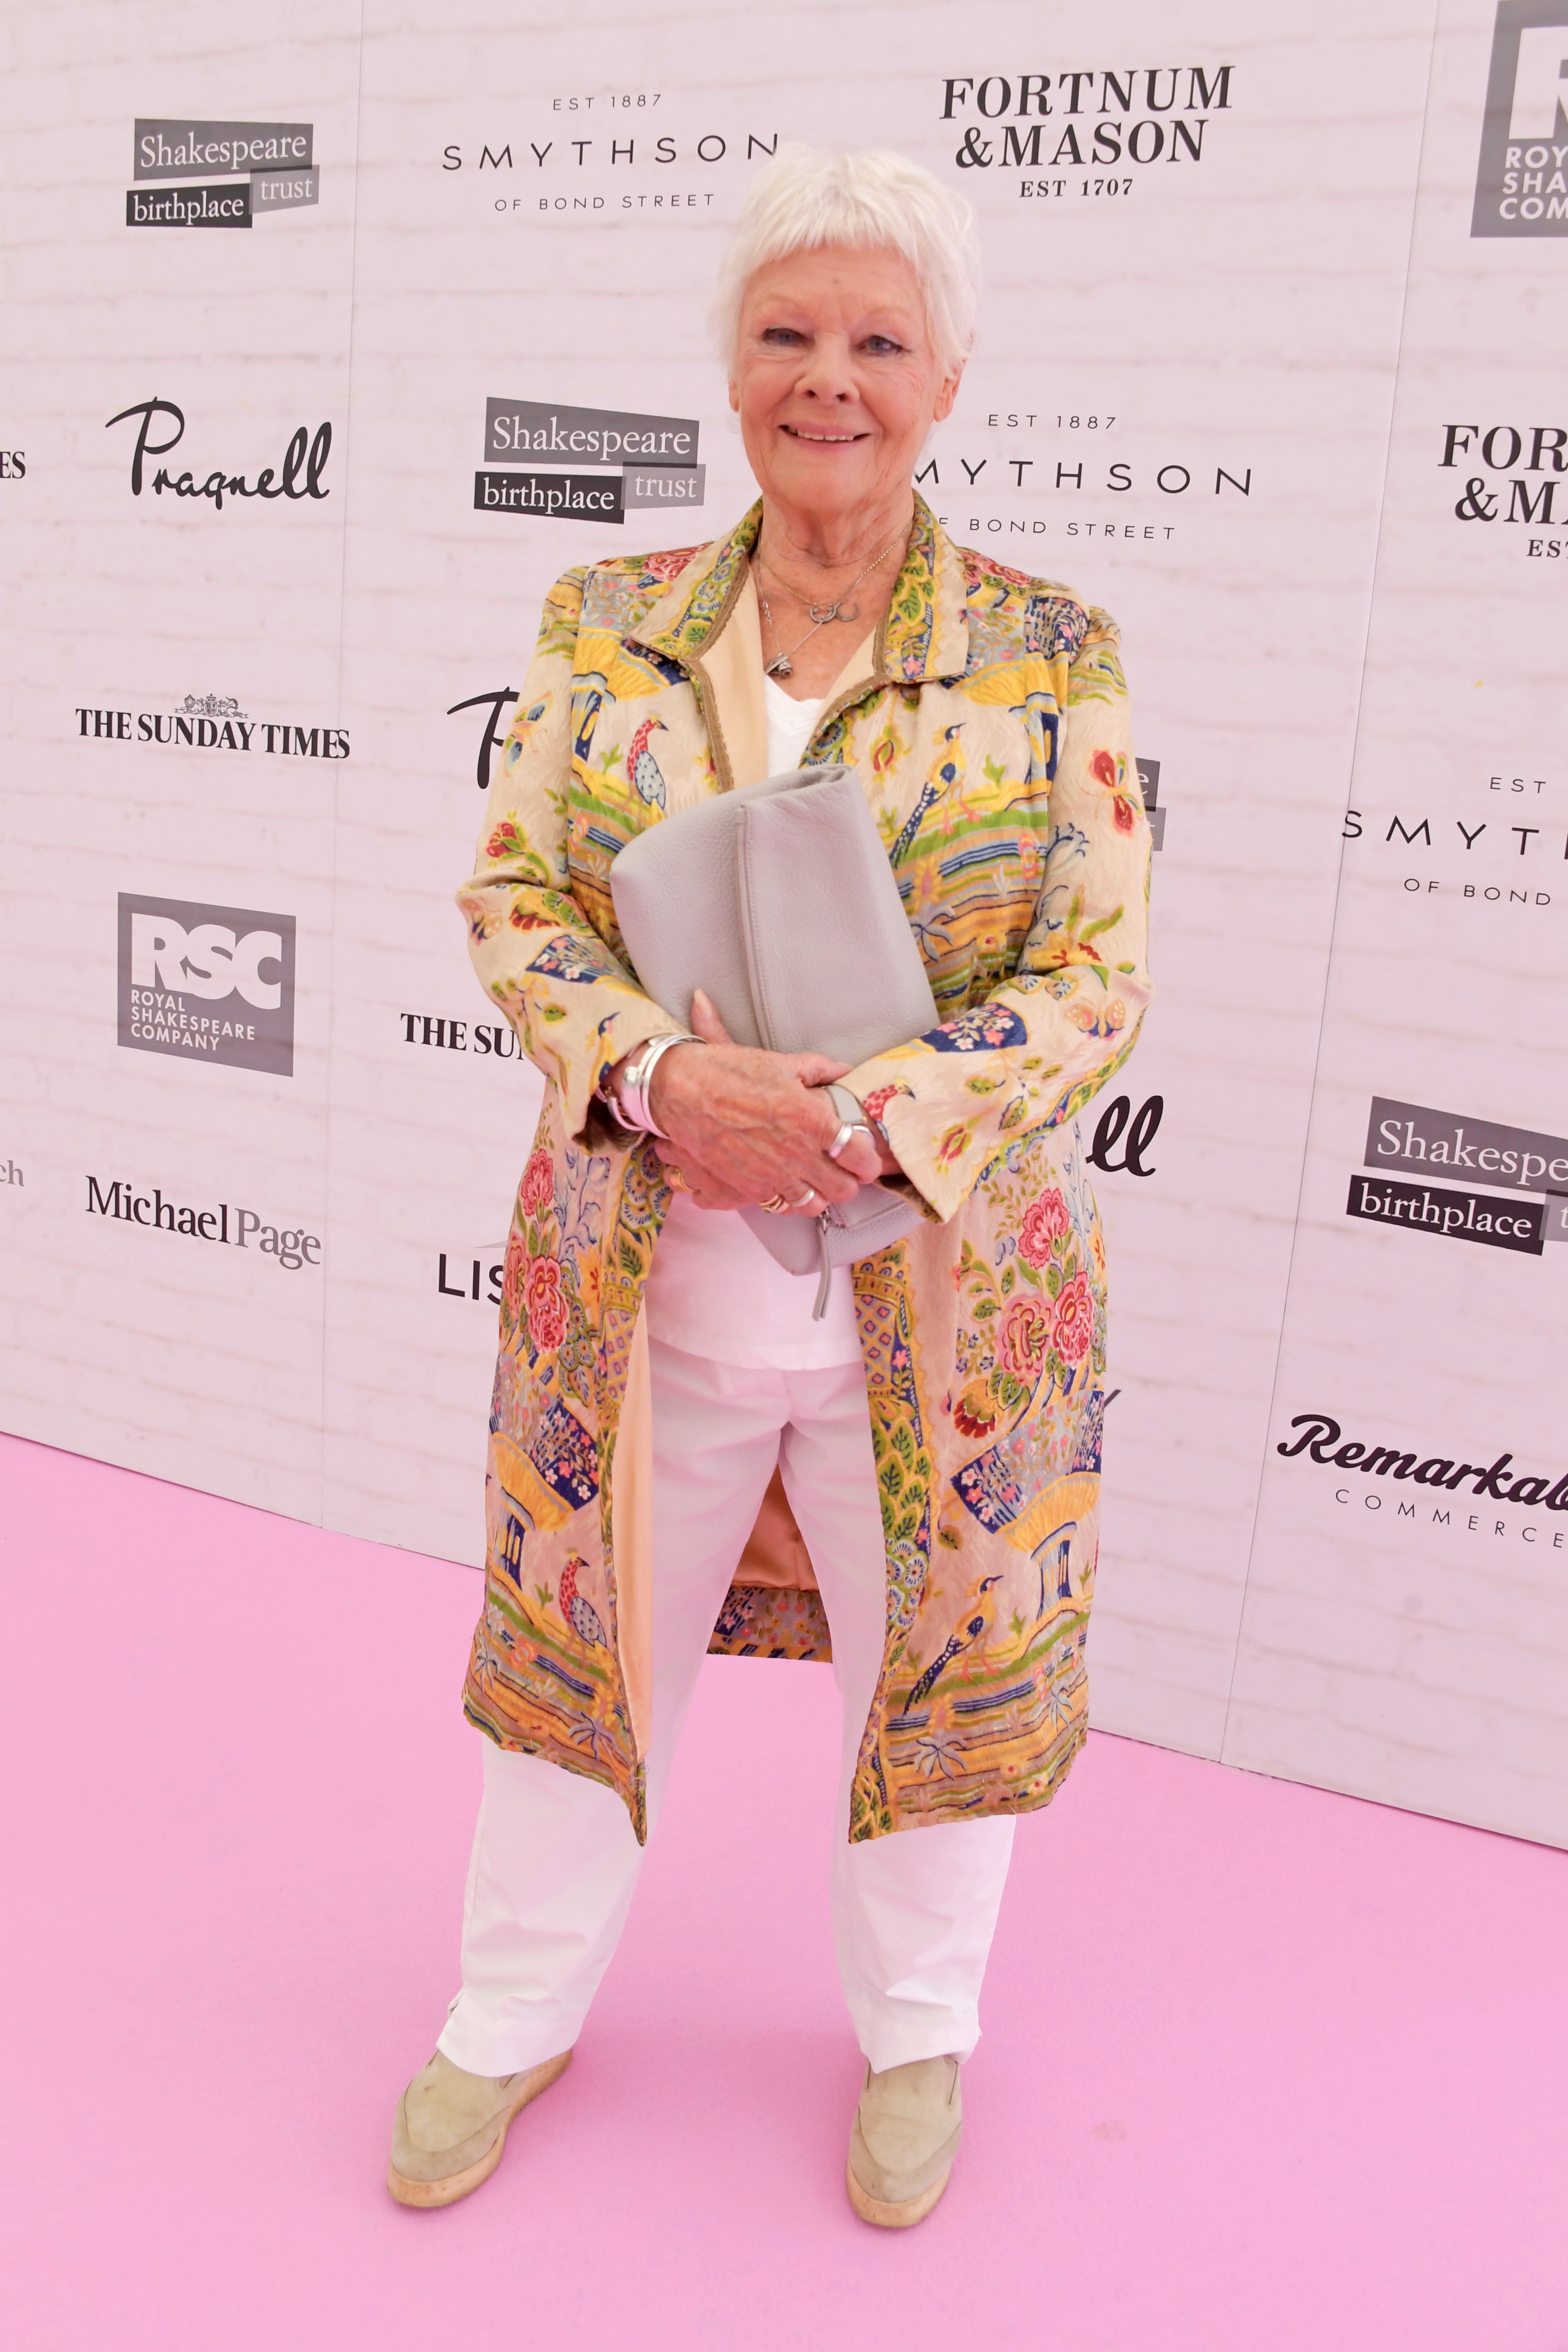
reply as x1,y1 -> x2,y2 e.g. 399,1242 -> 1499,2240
1346,1093 -> 1568,1253
127,119 -> 319,228
118,893 -> 295,1076
1472,2 -> 1568,237
476,398 -> 704,524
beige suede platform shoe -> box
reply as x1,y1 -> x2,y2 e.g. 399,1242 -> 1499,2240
845,2054 -> 963,2227
387,2046 -> 572,2209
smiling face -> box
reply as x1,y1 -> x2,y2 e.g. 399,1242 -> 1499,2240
729,243 -> 963,537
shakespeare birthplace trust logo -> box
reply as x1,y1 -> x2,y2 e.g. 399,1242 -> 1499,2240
1473,2 -> 1568,235
1347,1094 -> 1568,1254
106,398 -> 332,512
118,893 -> 296,1075
127,119 -> 318,228
475,398 -> 703,526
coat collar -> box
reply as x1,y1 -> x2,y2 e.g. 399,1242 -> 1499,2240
629,493 -> 970,685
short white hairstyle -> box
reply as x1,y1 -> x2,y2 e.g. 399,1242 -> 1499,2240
714,145 -> 981,374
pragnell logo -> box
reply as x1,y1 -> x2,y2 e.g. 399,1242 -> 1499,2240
1472,3 -> 1568,237
940,66 -> 1232,178
86,1176 -> 319,1269
1087,1093 -> 1162,1176
118,894 -> 296,1076
1278,1413 -> 1568,1515
107,398 -> 332,511
127,119 -> 320,228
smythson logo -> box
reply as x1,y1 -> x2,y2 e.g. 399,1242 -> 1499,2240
127,119 -> 319,228
1472,2 -> 1568,237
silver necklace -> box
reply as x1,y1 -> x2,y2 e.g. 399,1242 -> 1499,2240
754,534 -> 904,678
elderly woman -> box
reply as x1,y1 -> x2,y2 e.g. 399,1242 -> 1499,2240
390,146 -> 1151,2225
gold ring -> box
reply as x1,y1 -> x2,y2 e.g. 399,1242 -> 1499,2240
762,1192 -> 791,1215
664,1163 -> 691,1192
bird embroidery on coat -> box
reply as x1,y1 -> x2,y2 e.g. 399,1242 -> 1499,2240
557,1553 -> 607,1647
901,1574 -> 1001,1712
626,716 -> 669,810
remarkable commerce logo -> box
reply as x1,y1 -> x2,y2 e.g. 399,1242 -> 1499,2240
1472,2 -> 1568,236
1277,1412 -> 1568,1517
86,1175 -> 320,1268
475,397 -> 704,526
106,398 -> 332,512
1347,1095 -> 1568,1255
127,119 -> 319,229
118,894 -> 295,1076
939,63 -> 1233,195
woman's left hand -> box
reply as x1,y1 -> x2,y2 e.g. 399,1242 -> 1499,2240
614,991 -> 885,1211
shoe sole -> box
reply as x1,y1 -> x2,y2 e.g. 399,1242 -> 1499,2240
845,2154 -> 953,2229
386,2048 -> 573,2209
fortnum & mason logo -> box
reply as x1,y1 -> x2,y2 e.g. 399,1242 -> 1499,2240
1472,2 -> 1568,236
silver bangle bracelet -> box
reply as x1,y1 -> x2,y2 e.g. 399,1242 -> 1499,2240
614,1030 -> 701,1137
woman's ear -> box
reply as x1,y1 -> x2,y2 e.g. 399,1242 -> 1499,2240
931,361 -> 965,425
728,374 -> 740,413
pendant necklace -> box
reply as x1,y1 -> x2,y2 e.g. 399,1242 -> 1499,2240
754,532 -> 904,678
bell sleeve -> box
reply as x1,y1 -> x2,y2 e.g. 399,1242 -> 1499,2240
843,608 -> 1154,1222
456,568 -> 689,1142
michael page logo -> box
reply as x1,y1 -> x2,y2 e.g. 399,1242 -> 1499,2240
1472,3 -> 1568,236
475,398 -> 704,525
1346,1094 -> 1568,1254
127,119 -> 319,228
118,894 -> 296,1076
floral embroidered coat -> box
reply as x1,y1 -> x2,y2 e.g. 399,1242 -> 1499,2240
458,496 -> 1152,1843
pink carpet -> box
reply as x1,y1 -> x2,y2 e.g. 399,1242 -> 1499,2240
1,1431 -> 1565,2351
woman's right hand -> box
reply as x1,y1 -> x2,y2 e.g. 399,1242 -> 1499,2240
635,990 -> 882,1211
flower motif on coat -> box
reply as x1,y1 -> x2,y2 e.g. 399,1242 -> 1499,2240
1091,747 -> 1141,835
1019,1187 -> 1070,1266
520,1149 -> 555,1219
1051,1271 -> 1094,1363
999,1294 -> 1050,1379
525,1255 -> 569,1354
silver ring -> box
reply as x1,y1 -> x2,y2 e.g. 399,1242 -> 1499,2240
825,1120 -> 858,1161
790,1186 -> 816,1209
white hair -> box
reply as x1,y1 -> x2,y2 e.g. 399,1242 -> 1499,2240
714,145 -> 981,373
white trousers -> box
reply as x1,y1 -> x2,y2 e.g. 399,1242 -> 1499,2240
439,1339 -> 1015,2078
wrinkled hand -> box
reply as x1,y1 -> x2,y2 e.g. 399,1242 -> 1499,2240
616,990 -> 884,1212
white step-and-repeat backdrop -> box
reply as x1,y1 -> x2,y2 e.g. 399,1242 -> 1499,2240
3,0 -> 1564,1844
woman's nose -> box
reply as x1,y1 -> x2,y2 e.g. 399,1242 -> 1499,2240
796,336 -> 857,401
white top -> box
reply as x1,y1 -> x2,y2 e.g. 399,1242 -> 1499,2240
640,680 -> 863,1369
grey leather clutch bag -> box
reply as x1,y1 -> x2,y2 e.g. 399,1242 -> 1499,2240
610,764 -> 938,1309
